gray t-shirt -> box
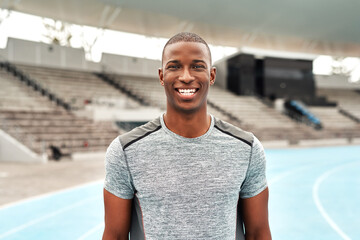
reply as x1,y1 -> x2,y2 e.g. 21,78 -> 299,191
104,114 -> 267,240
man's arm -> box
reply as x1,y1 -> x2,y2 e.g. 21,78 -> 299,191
240,187 -> 271,240
103,189 -> 132,240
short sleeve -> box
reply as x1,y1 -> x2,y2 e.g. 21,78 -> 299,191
240,135 -> 268,199
104,137 -> 135,199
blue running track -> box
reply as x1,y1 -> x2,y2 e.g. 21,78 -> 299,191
0,145 -> 359,240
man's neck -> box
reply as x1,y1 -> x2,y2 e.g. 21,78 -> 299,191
163,108 -> 211,138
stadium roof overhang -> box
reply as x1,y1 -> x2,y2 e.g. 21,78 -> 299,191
2,0 -> 360,57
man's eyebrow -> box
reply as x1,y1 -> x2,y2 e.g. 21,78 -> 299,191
165,59 -> 208,66
193,60 -> 206,64
165,60 -> 180,65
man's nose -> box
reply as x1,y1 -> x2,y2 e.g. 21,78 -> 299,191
178,67 -> 195,83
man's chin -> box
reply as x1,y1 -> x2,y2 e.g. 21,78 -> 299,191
172,104 -> 206,115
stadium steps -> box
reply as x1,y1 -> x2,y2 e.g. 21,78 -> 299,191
317,88 -> 360,122
339,108 -> 360,123
0,110 -> 120,157
0,63 -> 122,158
13,64 -> 141,110
307,106 -> 358,128
0,62 -> 71,111
95,72 -> 150,107
250,125 -> 317,143
208,86 -> 298,129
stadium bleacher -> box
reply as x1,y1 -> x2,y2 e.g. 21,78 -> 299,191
15,64 -> 142,110
0,65 -> 120,159
317,88 -> 360,122
1,60 -> 360,161
0,67 -> 56,111
0,110 -> 119,155
307,106 -> 357,128
208,86 -> 297,129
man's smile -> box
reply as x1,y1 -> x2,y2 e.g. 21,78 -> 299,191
175,88 -> 199,96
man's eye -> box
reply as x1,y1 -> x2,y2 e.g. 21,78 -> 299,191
193,65 -> 205,69
167,65 -> 180,69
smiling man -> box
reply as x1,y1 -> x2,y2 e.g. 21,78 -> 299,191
103,32 -> 271,240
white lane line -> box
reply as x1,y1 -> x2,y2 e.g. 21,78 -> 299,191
0,196 -> 99,239
77,222 -> 104,240
312,161 -> 359,240
0,179 -> 104,210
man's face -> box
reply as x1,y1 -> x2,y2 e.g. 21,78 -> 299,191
159,42 -> 216,114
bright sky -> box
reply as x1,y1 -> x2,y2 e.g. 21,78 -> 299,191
0,9 -> 237,63
0,9 -> 359,82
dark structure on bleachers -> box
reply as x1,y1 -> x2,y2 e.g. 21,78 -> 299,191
227,54 -> 257,96
226,54 -> 342,130
227,54 -> 316,102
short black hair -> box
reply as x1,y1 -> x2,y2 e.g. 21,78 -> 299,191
162,32 -> 212,64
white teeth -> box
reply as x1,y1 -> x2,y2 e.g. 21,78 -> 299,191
178,89 -> 196,95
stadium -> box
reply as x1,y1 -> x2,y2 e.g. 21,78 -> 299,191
0,0 -> 359,239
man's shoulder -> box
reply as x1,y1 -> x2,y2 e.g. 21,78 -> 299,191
213,117 -> 254,147
119,117 -> 162,150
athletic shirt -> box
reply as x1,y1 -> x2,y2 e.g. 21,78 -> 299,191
104,114 -> 267,240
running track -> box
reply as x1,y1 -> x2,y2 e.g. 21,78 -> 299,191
0,145 -> 359,239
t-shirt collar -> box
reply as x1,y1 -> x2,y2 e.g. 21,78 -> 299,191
160,113 -> 214,142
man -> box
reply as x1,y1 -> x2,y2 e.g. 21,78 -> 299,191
103,32 -> 271,240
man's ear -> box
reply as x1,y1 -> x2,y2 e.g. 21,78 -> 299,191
210,67 -> 216,86
158,68 -> 164,86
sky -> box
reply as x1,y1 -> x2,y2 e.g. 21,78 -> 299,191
0,9 -> 237,63
0,9 -> 359,82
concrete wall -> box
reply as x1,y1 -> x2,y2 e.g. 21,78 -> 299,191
0,38 -> 160,77
315,74 -> 360,90
213,59 -> 227,89
77,106 -> 163,122
0,130 -> 46,163
1,38 -> 359,90
101,53 -> 160,78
